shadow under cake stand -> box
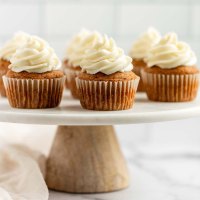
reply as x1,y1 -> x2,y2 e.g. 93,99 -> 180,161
0,92 -> 200,193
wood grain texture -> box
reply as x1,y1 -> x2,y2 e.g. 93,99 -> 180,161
46,126 -> 129,193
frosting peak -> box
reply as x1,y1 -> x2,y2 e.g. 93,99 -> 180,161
9,36 -> 61,73
80,35 -> 133,75
129,27 -> 161,60
160,32 -> 177,45
0,32 -> 30,61
66,29 -> 103,67
146,32 -> 197,69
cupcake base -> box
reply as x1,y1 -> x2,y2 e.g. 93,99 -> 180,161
76,72 -> 139,111
142,66 -> 200,102
0,59 -> 10,97
132,59 -> 146,92
66,66 -> 81,99
3,70 -> 65,109
63,59 -> 70,89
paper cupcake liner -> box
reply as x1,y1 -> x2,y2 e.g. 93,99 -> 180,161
65,68 -> 81,99
3,76 -> 65,109
76,78 -> 140,111
63,67 -> 69,89
0,68 -> 8,97
0,77 -> 6,97
133,66 -> 145,92
141,70 -> 200,102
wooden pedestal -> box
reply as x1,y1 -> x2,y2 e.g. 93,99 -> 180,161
46,126 -> 129,193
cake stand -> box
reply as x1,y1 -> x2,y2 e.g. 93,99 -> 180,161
1,92 -> 200,194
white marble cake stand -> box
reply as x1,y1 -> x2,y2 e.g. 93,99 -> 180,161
0,91 -> 200,194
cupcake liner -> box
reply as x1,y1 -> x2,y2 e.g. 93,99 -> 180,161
0,77 -> 6,97
133,66 -> 145,92
65,68 -> 81,99
0,68 -> 8,97
3,76 -> 65,109
141,70 -> 200,102
63,67 -> 69,89
76,78 -> 140,111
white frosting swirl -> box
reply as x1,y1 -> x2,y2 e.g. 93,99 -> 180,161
0,32 -> 30,61
9,36 -> 61,73
146,32 -> 197,69
129,27 -> 161,60
66,29 -> 103,67
80,35 -> 133,75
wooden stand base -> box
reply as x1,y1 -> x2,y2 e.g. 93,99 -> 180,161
46,126 -> 129,193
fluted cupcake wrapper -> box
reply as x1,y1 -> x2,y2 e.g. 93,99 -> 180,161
141,70 -> 200,102
133,66 -> 145,92
76,78 -> 140,111
0,68 -> 8,97
3,76 -> 65,109
65,68 -> 81,99
63,68 -> 70,89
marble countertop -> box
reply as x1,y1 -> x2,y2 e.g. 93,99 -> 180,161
49,145 -> 200,200
1,122 -> 200,200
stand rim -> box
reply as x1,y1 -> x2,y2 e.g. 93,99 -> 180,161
1,93 -> 200,125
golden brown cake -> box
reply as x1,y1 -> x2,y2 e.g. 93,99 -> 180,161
3,35 -> 65,109
79,71 -> 137,81
6,70 -> 64,79
142,33 -> 200,102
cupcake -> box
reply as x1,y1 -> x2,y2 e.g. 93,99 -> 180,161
76,35 -> 140,111
3,35 -> 65,109
0,32 -> 30,97
64,29 -> 102,98
129,28 -> 161,92
142,32 -> 199,102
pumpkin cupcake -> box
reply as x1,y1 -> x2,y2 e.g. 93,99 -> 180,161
64,29 -> 102,98
142,32 -> 199,102
3,35 -> 65,109
0,32 -> 30,97
76,35 -> 140,111
129,28 -> 161,92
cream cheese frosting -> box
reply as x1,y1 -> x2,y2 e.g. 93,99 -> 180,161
80,35 -> 133,75
129,27 -> 161,60
146,32 -> 197,69
66,29 -> 103,67
0,32 -> 30,61
9,35 -> 61,73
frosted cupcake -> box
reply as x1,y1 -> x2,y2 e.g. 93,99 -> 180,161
142,32 -> 199,102
76,35 -> 140,111
3,35 -> 65,109
0,32 -> 30,97
64,30 -> 102,98
129,28 -> 161,92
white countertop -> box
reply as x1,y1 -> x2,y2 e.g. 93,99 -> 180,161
49,144 -> 200,200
